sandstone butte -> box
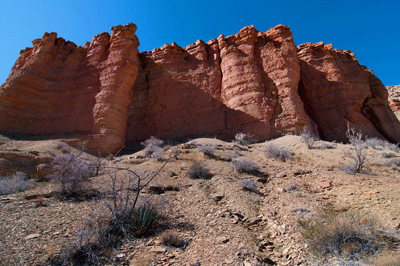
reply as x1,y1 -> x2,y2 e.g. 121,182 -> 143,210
1,23 -> 399,154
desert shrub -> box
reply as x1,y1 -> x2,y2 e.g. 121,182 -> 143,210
231,159 -> 260,175
50,152 -> 96,196
385,142 -> 400,153
241,179 -> 258,192
366,137 -> 386,150
197,144 -> 217,157
234,133 -> 257,145
141,136 -> 164,159
162,231 -> 185,248
343,125 -> 370,173
321,141 -> 337,149
299,210 -> 398,262
300,126 -> 316,149
130,204 -> 161,237
380,151 -> 397,158
264,142 -> 293,162
0,172 -> 34,195
188,162 -> 213,179
389,158 -> 400,167
48,151 -> 175,265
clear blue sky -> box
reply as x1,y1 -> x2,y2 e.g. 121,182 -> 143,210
1,0 -> 399,86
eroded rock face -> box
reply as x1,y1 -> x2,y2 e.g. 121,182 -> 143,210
388,85 -> 400,120
297,42 -> 400,143
126,25 -> 316,144
1,23 -> 400,154
0,23 -> 140,154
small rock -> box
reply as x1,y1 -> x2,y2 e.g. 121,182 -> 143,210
149,246 -> 166,253
115,253 -> 125,260
320,181 -> 332,189
244,262 -> 253,266
190,262 -> 201,266
210,194 -> 224,201
293,170 -> 312,176
217,236 -> 230,244
225,258 -> 234,264
24,233 -> 41,240
247,218 -> 262,226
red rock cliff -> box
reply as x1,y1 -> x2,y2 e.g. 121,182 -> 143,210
126,25 -> 316,144
0,23 -> 140,154
297,42 -> 400,143
388,85 -> 400,121
1,23 -> 399,153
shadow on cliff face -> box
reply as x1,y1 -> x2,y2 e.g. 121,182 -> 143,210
297,59 -> 396,143
124,77 -> 279,152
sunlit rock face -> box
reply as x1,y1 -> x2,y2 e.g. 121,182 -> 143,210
1,23 -> 399,154
0,23 -> 140,154
126,25 -> 316,144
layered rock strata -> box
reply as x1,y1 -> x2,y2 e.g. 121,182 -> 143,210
1,23 -> 399,155
126,25 -> 316,143
297,42 -> 400,143
0,23 -> 140,154
388,85 -> 400,120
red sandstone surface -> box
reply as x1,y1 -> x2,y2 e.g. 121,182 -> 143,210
1,23 -> 399,154
0,23 -> 140,154
388,85 -> 400,120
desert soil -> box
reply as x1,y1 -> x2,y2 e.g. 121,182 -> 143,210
1,135 -> 400,265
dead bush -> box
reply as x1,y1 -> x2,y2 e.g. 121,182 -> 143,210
299,209 -> 399,262
234,133 -> 257,145
343,125 -> 370,173
188,162 -> 213,179
0,172 -> 34,196
300,126 -> 316,149
141,136 -> 164,159
48,150 -> 176,265
50,152 -> 96,197
197,144 -> 217,157
162,231 -> 185,248
264,142 -> 293,162
231,159 -> 260,174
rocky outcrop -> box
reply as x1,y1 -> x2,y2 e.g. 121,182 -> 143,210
126,25 -> 316,143
388,85 -> 400,120
1,23 -> 400,155
297,42 -> 400,143
0,23 -> 140,154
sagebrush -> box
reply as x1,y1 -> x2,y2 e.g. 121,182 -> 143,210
0,172 -> 33,196
50,152 -> 96,196
299,209 -> 399,262
264,142 -> 293,162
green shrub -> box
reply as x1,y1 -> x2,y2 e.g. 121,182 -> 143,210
130,204 -> 161,237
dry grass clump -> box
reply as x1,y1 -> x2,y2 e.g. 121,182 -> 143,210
197,144 -> 217,157
0,172 -> 34,195
264,142 -> 293,162
299,209 -> 400,262
161,230 -> 185,248
231,159 -> 260,175
188,162 -> 213,179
